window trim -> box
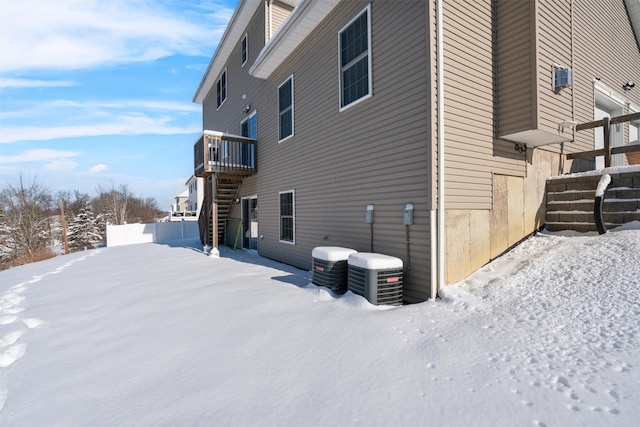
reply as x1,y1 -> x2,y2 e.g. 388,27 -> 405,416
278,189 -> 295,244
241,34 -> 248,67
338,4 -> 372,112
241,110 -> 257,138
278,75 -> 295,143
216,68 -> 227,110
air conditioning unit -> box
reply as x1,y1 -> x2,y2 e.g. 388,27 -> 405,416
311,246 -> 357,294
347,253 -> 403,306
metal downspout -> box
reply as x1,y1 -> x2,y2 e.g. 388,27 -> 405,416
434,0 -> 445,299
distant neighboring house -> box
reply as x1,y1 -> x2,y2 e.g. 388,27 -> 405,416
185,175 -> 204,214
169,189 -> 196,222
192,0 -> 640,302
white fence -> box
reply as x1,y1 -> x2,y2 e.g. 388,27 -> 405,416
106,221 -> 199,247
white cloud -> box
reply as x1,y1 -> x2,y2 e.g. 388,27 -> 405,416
0,99 -> 200,122
0,78 -> 76,89
0,119 -> 201,144
0,149 -> 81,163
44,159 -> 79,171
89,164 -> 110,173
0,0 -> 233,73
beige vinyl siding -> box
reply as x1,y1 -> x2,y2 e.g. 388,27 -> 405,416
203,2 -> 268,133
443,0 -> 527,210
443,0 -> 493,210
247,0 -> 432,301
571,0 -> 640,153
495,0 -> 536,137
270,1 -> 294,38
537,0 -> 573,140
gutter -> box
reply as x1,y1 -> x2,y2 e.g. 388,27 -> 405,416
435,0 -> 445,299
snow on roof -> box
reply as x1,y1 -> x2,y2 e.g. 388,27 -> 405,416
348,252 -> 403,270
311,246 -> 357,261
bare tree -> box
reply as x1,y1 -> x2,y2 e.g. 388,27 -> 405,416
0,175 -> 54,264
93,183 -> 131,225
93,184 -> 163,224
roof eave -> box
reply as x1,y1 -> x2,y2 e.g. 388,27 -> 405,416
193,0 -> 262,104
249,0 -> 342,79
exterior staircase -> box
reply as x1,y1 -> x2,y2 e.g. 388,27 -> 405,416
212,176 -> 242,245
545,169 -> 640,232
194,132 -> 256,248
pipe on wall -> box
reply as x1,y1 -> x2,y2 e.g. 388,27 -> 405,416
435,0 -> 445,299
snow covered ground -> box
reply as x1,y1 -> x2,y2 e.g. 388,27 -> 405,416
0,225 -> 639,426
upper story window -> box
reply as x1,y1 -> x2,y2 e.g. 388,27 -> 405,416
241,34 -> 248,66
339,5 -> 372,110
216,69 -> 227,109
278,75 -> 294,141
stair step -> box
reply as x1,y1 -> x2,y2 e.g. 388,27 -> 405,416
545,170 -> 640,233
547,199 -> 640,212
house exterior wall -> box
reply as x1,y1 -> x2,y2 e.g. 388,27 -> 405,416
203,2 -> 269,133
495,0 -> 536,139
253,0 -> 433,302
201,0 -> 433,301
571,0 -> 640,156
269,1 -> 294,39
197,0 -> 639,299
441,0 -> 640,284
536,0 -> 574,139
443,0 -> 527,212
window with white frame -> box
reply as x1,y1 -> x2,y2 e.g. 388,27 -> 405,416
339,5 -> 372,110
241,34 -> 248,66
241,112 -> 257,168
278,76 -> 294,141
216,69 -> 227,108
241,112 -> 257,139
279,189 -> 295,243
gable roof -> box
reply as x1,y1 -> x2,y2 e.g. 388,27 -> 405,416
193,0 -> 301,104
193,0 -> 262,104
626,0 -> 640,51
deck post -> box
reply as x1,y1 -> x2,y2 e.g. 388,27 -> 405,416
212,199 -> 218,250
603,117 -> 611,168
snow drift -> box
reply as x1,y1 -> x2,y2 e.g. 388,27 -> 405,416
1,226 -> 639,426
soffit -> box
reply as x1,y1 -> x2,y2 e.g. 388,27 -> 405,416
250,0 -> 342,79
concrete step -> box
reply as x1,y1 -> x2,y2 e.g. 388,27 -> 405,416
546,198 -> 640,212
546,211 -> 640,224
544,169 -> 640,232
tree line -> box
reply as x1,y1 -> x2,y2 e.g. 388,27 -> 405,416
0,175 -> 166,270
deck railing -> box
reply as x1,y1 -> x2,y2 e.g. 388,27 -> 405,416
194,132 -> 256,177
566,112 -> 640,167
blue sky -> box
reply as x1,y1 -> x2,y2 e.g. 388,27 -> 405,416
0,0 -> 238,209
